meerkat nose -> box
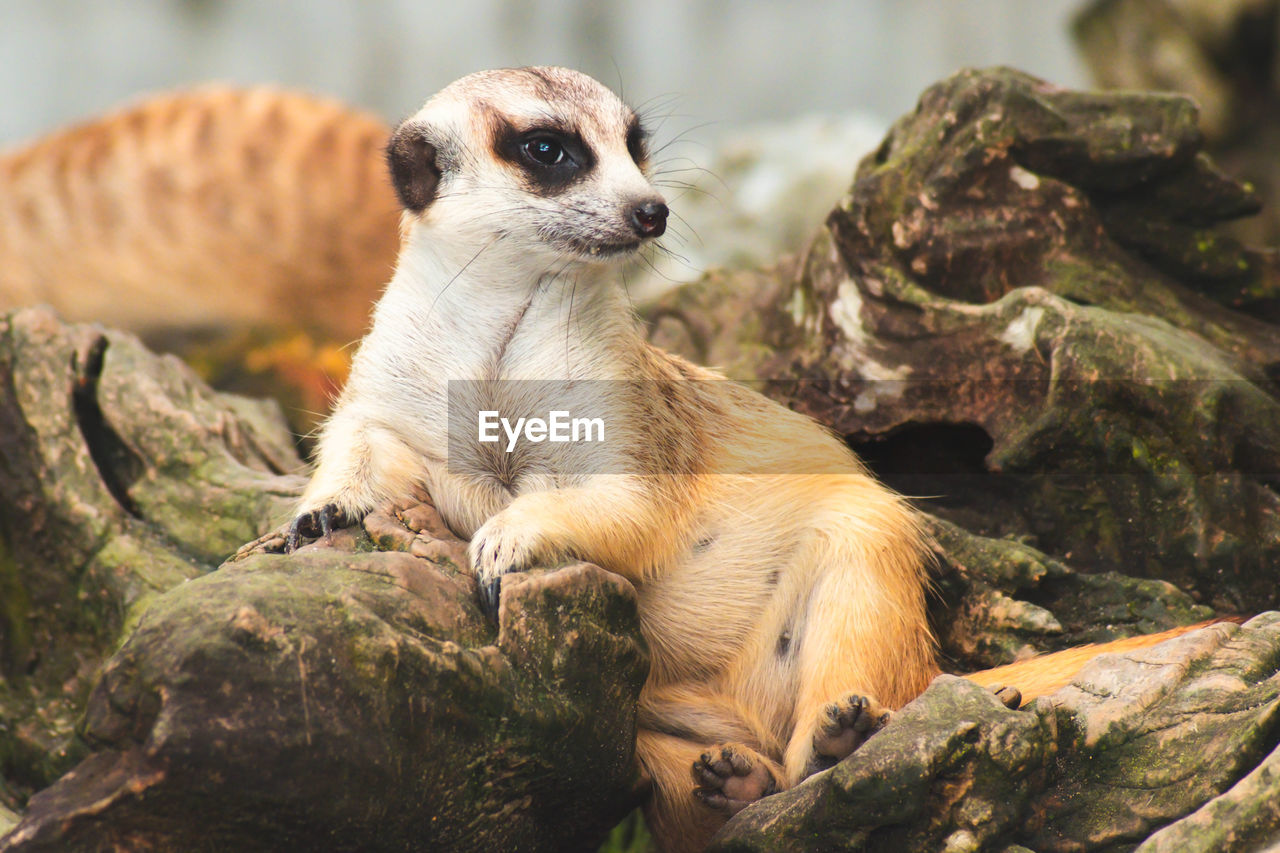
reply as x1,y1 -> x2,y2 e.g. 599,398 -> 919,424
630,199 -> 669,239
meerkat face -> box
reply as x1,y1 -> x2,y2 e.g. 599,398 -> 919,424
386,67 -> 668,267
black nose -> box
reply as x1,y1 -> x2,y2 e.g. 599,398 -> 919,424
630,200 -> 668,238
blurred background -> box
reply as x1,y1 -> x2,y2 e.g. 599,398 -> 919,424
0,0 -> 1087,149
0,0 -> 1089,288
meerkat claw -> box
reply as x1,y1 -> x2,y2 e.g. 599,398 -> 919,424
285,503 -> 343,553
285,516 -> 307,553
319,506 -> 337,538
479,577 -> 503,622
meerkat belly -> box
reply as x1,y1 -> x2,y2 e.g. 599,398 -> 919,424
636,511 -> 810,689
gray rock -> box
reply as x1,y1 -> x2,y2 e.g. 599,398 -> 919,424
1074,0 -> 1280,295
2,514 -> 648,852
926,517 -> 1214,671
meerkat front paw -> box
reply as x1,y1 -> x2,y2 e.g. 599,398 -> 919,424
803,693 -> 892,778
468,509 -> 554,621
285,503 -> 347,552
231,504 -> 349,559
692,744 -> 778,815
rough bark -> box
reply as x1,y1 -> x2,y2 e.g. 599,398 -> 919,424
3,523 -> 647,852
0,305 -> 300,815
1074,0 -> 1280,308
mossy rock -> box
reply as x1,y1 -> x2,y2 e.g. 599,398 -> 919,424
648,68 -> 1280,655
0,306 -> 301,813
2,519 -> 648,852
711,614 -> 1280,852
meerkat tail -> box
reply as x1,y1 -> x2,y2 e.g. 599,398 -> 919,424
965,618 -> 1245,704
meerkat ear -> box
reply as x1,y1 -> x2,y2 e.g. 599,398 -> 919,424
386,121 -> 441,214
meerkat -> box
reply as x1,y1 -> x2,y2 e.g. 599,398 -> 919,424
281,67 -> 1218,851
0,86 -> 399,341
279,65 -> 935,851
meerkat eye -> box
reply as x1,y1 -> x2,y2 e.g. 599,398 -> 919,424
522,136 -> 567,166
496,125 -> 593,192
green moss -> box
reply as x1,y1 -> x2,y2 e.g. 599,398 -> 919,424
0,529 -> 32,678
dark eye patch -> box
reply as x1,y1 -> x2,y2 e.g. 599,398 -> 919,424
492,116 -> 595,195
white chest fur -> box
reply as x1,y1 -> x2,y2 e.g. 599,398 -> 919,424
337,228 -> 644,533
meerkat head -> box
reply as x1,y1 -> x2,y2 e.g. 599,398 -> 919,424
386,66 -> 667,268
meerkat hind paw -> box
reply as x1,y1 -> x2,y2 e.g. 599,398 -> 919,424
805,693 -> 892,777
692,744 -> 777,815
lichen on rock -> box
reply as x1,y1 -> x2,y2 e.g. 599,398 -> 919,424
0,306 -> 302,817
3,495 -> 649,852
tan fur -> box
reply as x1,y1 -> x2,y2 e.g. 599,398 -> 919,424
0,86 -> 400,340
436,355 -> 939,853
583,363 -> 940,850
